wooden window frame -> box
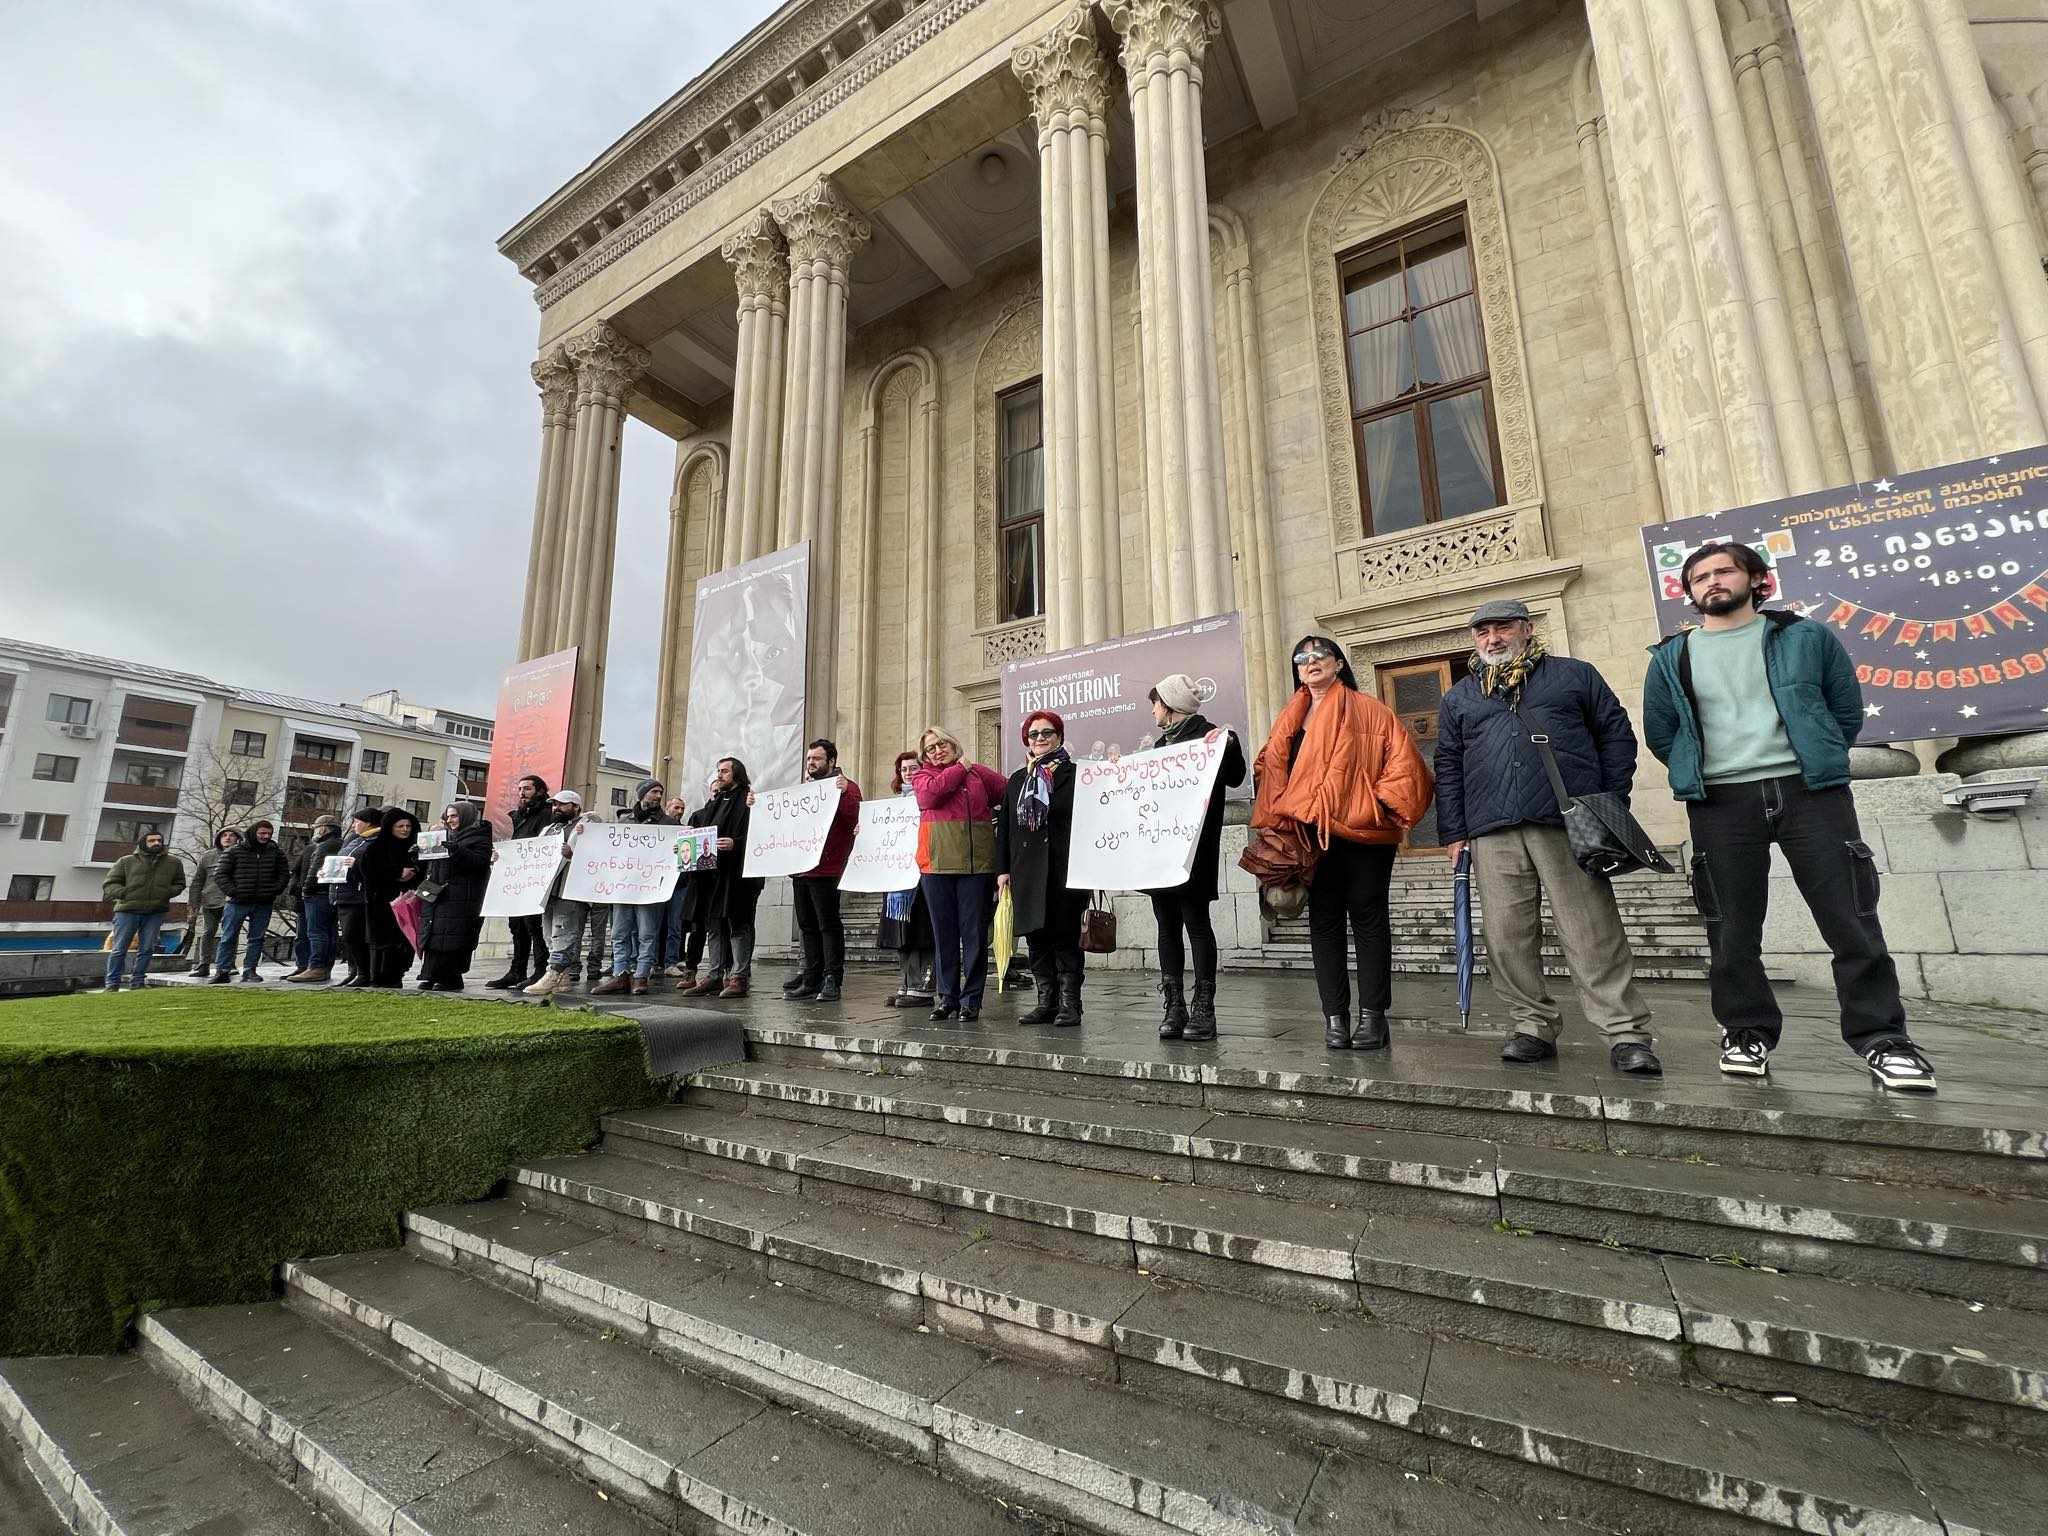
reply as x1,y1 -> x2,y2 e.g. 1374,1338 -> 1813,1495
996,377 -> 1046,624
1338,209 -> 1506,538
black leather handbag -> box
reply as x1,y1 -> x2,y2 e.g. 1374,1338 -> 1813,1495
1513,702 -> 1675,880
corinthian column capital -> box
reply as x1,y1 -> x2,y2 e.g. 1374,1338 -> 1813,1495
531,347 -> 577,423
721,209 -> 790,306
771,176 -> 871,279
564,322 -> 651,406
1104,0 -> 1220,71
1012,6 -> 1112,127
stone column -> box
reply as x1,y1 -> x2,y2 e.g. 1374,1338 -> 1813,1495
1783,0 -> 2048,466
1108,0 -> 1233,624
518,347 -> 577,660
555,323 -> 649,796
772,176 -> 869,741
1014,6 -> 1123,649
1210,207 -> 1284,728
720,211 -> 789,569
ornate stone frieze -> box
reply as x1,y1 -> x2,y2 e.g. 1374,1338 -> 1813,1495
1354,509 -> 1523,592
564,322 -> 651,407
772,177 -> 872,277
531,347 -> 577,424
1012,6 -> 1111,127
1103,0 -> 1221,69
1331,106 -> 1449,173
721,209 -> 790,305
980,619 -> 1046,669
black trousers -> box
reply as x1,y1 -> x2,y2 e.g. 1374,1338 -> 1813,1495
338,906 -> 371,981
1308,837 -> 1396,1016
792,878 -> 844,983
1024,890 -> 1088,986
508,914 -> 546,977
1149,890 -> 1218,985
1686,776 -> 1909,1054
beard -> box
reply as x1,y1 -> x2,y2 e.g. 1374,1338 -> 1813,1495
1695,588 -> 1752,616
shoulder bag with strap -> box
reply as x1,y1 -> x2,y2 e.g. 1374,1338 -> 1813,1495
1510,699 -> 1675,880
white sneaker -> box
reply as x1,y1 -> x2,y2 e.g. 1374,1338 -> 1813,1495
1865,1042 -> 1937,1093
1718,1032 -> 1771,1078
522,969 -> 566,997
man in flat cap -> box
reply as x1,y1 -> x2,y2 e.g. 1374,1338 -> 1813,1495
1434,599 -> 1661,1075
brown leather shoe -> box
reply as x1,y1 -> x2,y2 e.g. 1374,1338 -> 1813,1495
685,977 -> 723,996
590,975 -> 630,995
719,976 -> 749,998
628,977 -> 649,996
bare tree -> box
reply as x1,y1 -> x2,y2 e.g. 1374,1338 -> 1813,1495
176,745 -> 300,960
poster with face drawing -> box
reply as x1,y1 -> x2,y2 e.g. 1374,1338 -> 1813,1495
678,542 -> 810,801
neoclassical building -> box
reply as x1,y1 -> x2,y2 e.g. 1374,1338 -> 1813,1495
505,0 -> 2048,832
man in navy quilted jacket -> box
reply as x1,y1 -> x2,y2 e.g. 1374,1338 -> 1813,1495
1435,599 -> 1661,1076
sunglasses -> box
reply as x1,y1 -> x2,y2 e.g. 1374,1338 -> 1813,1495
1025,727 -> 1059,739
1293,648 -> 1336,665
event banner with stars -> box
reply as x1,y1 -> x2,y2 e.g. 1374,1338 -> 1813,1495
1641,445 -> 2048,744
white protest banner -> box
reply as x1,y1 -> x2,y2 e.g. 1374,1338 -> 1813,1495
1064,734 -> 1231,892
480,836 -> 563,917
673,825 -> 718,874
562,822 -> 684,904
743,777 -> 844,878
838,796 -> 923,893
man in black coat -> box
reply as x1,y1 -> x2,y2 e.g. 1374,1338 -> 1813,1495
997,710 -> 1088,1026
209,817 -> 291,982
488,774 -> 554,989
285,815 -> 342,983
1434,599 -> 1659,1075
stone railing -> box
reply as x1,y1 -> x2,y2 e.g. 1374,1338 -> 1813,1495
977,616 -> 1046,672
1340,502 -> 1548,597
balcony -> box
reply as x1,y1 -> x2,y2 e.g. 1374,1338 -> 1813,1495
289,753 -> 351,778
103,779 -> 179,808
117,719 -> 192,752
91,839 -> 134,864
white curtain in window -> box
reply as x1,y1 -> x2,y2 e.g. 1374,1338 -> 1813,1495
1411,258 -> 1491,482
1346,274 -> 1405,510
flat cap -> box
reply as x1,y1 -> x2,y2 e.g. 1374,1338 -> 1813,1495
1469,598 -> 1532,626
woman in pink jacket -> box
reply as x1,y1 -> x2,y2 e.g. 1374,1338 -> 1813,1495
911,725 -> 1008,1020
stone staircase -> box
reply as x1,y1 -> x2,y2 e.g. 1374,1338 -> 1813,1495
7,1015 -> 2046,1534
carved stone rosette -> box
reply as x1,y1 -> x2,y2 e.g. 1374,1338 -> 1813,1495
1104,0 -> 1220,73
1012,6 -> 1111,129
563,322 -> 651,406
771,176 -> 871,279
530,347 -> 577,426
721,209 -> 790,306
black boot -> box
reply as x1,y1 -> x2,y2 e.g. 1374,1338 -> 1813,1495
1183,978 -> 1217,1043
1053,974 -> 1083,1027
1018,971 -> 1058,1025
1353,1008 -> 1390,1051
1158,977 -> 1188,1040
1324,1013 -> 1351,1049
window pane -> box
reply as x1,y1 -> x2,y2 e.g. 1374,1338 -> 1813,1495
1001,386 -> 1041,456
1414,295 -> 1485,389
1002,521 -> 1043,622
1360,412 -> 1423,535
1406,221 -> 1471,307
1342,258 -> 1402,332
1345,324 -> 1413,411
1429,391 -> 1500,520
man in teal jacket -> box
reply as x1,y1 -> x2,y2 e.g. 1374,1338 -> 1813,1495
1643,542 -> 1935,1093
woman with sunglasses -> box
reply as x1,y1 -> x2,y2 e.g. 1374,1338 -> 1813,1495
997,710 -> 1087,1027
1252,634 -> 1433,1050
911,726 -> 1009,1020
417,802 -> 493,990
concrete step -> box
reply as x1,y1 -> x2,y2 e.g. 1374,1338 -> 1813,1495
494,1159 -> 2047,1534
297,1236 -> 1551,1536
740,1024 -> 2048,1199
0,1354 -> 331,1536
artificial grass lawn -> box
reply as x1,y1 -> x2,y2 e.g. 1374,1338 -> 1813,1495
1,990 -> 654,1356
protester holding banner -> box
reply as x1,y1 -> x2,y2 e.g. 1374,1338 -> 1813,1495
487,774 -> 553,990
1139,675 -> 1247,1042
594,778 -> 677,997
912,726 -> 1009,1021
879,751 -> 935,1007
774,740 -> 861,1003
361,806 -> 423,987
683,758 -> 764,998
416,803 -> 493,990
522,789 -> 595,998
997,711 -> 1087,1026
326,808 -> 384,988
1644,542 -> 1937,1093
659,794 -> 700,981
1253,635 -> 1433,1052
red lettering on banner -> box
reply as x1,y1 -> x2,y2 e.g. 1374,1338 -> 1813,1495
1915,670 -> 1935,689
1827,601 -> 1857,627
1965,613 -> 1993,638
1860,612 -> 1894,639
1893,670 -> 1915,688
1934,621 -> 1958,643
2026,654 -> 2048,675
1895,621 -> 1924,646
1936,670 -> 1957,689
1979,664 -> 2002,685
2022,585 -> 2048,611
1870,667 -> 1893,686
1994,602 -> 2025,629
2004,659 -> 2026,681
1958,669 -> 1978,688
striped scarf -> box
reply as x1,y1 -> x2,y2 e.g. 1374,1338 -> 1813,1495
1018,748 -> 1068,832
1471,637 -> 1547,701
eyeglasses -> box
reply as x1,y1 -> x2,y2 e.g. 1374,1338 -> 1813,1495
1025,728 -> 1059,739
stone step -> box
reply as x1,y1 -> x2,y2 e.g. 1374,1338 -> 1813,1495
740,1024 -> 2048,1199
0,1354 -> 331,1536
492,1162 -> 2046,1534
297,1236 -> 1552,1536
140,1293 -> 1023,1536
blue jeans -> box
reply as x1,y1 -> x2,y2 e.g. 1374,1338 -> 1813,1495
215,901 -> 274,977
295,891 -> 336,971
921,873 -> 993,1009
663,881 -> 692,966
610,901 -> 665,979
106,911 -> 166,989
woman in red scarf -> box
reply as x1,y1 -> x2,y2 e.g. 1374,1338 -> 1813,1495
997,710 -> 1086,1026
1252,634 -> 1433,1050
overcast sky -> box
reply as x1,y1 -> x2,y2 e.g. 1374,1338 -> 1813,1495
0,0 -> 779,765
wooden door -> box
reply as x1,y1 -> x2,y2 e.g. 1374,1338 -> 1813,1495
1377,657 -> 1455,855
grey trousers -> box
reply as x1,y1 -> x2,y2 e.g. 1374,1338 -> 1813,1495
188,907 -> 223,969
545,898 -> 588,969
1472,824 -> 1651,1046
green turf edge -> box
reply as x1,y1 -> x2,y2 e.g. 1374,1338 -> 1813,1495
0,1019 -> 655,1355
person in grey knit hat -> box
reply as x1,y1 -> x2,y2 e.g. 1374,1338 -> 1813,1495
593,777 -> 677,996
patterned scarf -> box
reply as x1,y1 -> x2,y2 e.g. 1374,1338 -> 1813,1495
1018,747 -> 1069,832
1471,637 -> 1547,701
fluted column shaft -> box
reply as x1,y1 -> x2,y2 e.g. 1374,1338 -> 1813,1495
772,177 -> 870,742
1015,7 -> 1123,649
1109,0 -> 1232,625
519,349 -> 578,660
556,323 -> 649,797
1210,212 -> 1284,730
720,212 -> 789,568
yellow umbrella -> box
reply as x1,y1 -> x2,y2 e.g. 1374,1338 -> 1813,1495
991,883 -> 1015,993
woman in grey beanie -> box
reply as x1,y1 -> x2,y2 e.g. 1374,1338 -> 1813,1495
1143,674 -> 1245,1042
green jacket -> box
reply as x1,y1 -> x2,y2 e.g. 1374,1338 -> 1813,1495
104,847 -> 188,914
1643,609 -> 1864,801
